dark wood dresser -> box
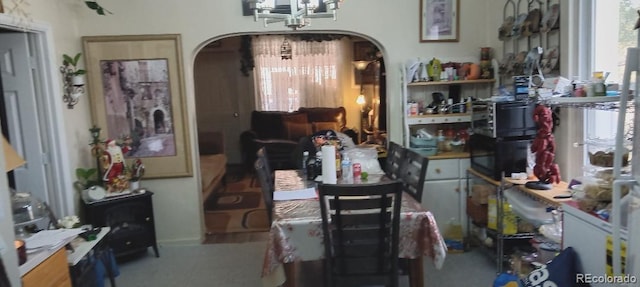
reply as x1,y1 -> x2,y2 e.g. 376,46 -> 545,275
82,191 -> 159,258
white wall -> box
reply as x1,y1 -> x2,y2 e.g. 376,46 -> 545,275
11,0 -> 507,243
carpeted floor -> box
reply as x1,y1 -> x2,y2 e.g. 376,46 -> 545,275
203,171 -> 270,234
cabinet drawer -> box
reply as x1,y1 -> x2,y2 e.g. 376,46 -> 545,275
426,159 -> 459,180
22,248 -> 71,287
110,235 -> 153,255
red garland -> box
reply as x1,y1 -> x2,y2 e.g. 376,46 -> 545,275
531,105 -> 561,184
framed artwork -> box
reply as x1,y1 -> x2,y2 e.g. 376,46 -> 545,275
420,0 -> 459,42
83,34 -> 192,178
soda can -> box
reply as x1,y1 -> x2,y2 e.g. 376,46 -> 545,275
352,163 -> 361,178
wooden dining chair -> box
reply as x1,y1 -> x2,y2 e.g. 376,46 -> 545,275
318,181 -> 403,287
254,157 -> 274,224
252,146 -> 274,190
385,141 -> 406,180
398,148 -> 429,203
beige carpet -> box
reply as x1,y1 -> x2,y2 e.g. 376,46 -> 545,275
204,175 -> 270,234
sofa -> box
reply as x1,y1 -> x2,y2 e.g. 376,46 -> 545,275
240,107 -> 357,172
198,131 -> 227,203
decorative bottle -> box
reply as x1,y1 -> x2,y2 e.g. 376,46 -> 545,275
302,151 -> 309,174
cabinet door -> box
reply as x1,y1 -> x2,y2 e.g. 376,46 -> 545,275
422,179 -> 462,233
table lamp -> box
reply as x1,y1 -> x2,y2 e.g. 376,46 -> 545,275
3,135 -> 25,172
2,135 -> 28,265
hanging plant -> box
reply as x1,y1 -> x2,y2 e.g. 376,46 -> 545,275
85,1 -> 112,15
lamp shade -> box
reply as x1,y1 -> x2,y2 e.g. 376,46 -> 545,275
2,136 -> 25,172
352,60 -> 371,71
356,94 -> 366,105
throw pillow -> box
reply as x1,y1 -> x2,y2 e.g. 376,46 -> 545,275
520,247 -> 581,287
285,122 -> 312,141
312,121 -> 339,133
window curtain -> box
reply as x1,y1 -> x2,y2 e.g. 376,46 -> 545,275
252,35 -> 346,111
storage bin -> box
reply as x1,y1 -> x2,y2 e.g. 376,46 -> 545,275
466,196 -> 488,225
409,147 -> 437,156
410,136 -> 437,148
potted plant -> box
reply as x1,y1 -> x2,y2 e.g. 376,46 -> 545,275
75,167 -> 100,191
75,167 -> 107,202
85,1 -> 112,15
62,53 -> 86,86
128,159 -> 145,191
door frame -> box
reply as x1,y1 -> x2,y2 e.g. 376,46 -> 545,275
0,14 -> 73,216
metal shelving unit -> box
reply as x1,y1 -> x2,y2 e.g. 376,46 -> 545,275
466,168 -> 563,273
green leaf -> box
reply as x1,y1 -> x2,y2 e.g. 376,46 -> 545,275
85,1 -> 100,10
73,53 -> 82,66
63,54 -> 73,66
97,8 -> 105,15
75,70 -> 87,75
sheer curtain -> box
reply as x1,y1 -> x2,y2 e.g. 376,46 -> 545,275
252,35 -> 346,111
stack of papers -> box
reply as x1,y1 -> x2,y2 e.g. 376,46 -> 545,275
24,228 -> 84,251
274,187 -> 317,201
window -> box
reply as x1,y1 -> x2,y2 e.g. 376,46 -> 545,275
251,35 -> 348,111
586,0 -> 635,158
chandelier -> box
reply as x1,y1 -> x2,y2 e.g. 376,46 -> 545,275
246,0 -> 341,30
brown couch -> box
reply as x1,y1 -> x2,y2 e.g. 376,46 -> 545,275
240,107 -> 357,171
198,131 -> 227,202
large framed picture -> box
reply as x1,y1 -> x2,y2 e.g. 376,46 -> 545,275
83,34 -> 192,178
420,0 -> 459,42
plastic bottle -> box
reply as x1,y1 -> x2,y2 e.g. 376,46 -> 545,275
314,151 -> 323,176
341,156 -> 352,181
302,151 -> 309,174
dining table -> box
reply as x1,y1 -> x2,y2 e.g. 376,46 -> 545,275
261,170 -> 448,287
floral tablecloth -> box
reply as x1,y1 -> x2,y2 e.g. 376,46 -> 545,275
261,170 -> 448,287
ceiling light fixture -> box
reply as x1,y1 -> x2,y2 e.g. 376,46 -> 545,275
245,0 -> 341,30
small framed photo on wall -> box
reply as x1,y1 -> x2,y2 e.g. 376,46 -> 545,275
420,0 -> 459,42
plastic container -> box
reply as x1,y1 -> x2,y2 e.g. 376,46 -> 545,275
503,187 -> 553,226
410,136 -> 437,148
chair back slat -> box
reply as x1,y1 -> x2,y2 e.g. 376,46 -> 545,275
385,141 -> 406,180
319,181 -> 402,287
398,149 -> 429,202
328,196 -> 393,211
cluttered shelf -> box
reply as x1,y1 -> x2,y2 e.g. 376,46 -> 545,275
540,94 -> 634,111
467,168 -> 571,208
407,79 -> 496,87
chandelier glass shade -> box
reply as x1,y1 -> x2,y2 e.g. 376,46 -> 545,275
246,0 -> 341,30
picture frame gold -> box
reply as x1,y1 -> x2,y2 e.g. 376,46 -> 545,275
83,34 -> 192,179
420,0 -> 459,42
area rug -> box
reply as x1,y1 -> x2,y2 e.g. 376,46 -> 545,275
204,173 -> 270,234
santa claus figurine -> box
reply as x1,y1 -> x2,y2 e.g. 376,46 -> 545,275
102,138 -> 131,193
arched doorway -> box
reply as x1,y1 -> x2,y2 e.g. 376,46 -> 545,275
193,33 -> 388,242
153,110 -> 166,134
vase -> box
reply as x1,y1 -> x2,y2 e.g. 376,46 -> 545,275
72,75 -> 85,86
130,180 -> 140,191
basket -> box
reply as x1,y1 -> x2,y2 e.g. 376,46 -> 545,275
410,136 -> 437,148
409,147 -> 438,156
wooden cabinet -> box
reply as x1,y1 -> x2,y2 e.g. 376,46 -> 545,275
422,158 -> 470,233
83,191 -> 159,258
22,248 -> 71,287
